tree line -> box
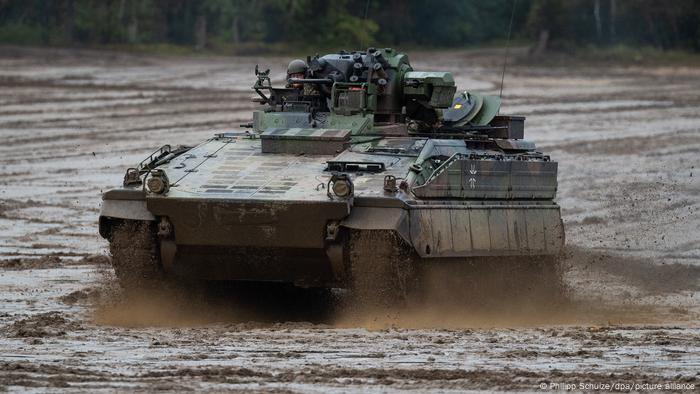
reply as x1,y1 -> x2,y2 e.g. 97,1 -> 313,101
0,0 -> 698,52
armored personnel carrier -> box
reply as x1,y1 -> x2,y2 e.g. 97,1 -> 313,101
99,48 -> 564,301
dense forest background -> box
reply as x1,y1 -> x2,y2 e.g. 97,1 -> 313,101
0,0 -> 698,54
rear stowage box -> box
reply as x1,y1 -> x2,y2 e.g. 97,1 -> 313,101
489,115 -> 525,139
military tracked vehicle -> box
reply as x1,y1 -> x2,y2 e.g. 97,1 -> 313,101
99,48 -> 564,300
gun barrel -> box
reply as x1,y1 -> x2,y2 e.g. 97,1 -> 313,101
287,78 -> 334,85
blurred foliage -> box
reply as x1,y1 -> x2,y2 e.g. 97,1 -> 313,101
527,0 -> 700,52
0,0 -> 698,52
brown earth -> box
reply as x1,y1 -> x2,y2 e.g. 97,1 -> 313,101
0,46 -> 698,392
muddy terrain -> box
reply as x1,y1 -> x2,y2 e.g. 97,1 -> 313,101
0,47 -> 698,392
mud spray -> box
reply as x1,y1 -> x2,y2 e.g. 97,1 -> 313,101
91,246 -> 700,329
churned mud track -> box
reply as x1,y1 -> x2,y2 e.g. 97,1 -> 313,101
0,47 -> 699,391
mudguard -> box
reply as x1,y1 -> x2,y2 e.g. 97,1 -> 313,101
99,191 -> 155,238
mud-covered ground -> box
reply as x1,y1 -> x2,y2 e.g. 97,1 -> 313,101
0,47 -> 698,392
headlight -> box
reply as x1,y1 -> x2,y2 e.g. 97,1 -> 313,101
327,174 -> 353,199
147,177 -> 165,194
332,179 -> 351,198
146,170 -> 170,194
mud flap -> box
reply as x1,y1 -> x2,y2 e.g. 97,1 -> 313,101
99,200 -> 155,238
339,206 -> 411,244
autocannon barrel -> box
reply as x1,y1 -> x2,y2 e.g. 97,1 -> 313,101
287,78 -> 334,85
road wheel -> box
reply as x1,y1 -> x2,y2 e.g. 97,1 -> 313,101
109,220 -> 164,291
348,230 -> 416,308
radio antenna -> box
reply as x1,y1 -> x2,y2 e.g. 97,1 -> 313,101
499,0 -> 518,103
360,0 -> 371,49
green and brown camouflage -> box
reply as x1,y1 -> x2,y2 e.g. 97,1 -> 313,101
99,48 -> 564,292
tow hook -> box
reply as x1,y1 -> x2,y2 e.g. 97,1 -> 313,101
157,217 -> 173,239
157,217 -> 176,272
326,221 -> 340,241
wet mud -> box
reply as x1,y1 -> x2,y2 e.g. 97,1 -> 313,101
0,47 -> 699,391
